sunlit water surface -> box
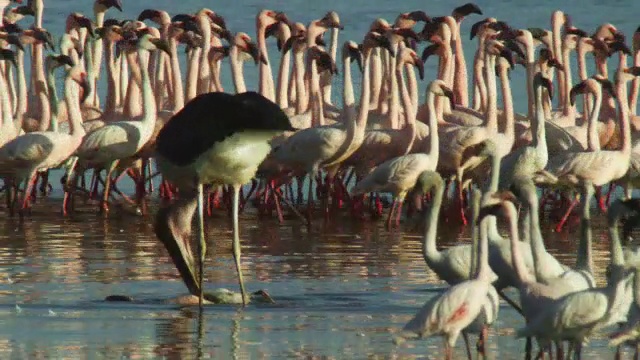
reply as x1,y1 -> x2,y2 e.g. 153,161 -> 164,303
3,0 -> 640,358
0,199 -> 628,359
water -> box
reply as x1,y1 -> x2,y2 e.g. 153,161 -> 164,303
3,0 -> 640,358
0,199 -> 627,359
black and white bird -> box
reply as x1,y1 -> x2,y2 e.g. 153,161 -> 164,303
154,90 -> 295,306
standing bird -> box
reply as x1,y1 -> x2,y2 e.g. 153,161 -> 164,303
154,91 -> 295,306
68,32 -> 169,213
394,190 -> 500,359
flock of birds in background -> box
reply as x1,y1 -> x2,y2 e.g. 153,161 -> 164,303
5,0 -> 640,358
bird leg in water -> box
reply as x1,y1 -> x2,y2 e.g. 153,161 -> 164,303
477,325 -> 488,359
196,183 -> 206,307
100,160 -> 120,213
231,185 -> 248,305
462,333 -> 473,360
386,199 -> 398,229
555,196 -> 579,232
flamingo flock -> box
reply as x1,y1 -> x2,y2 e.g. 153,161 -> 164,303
4,0 -> 640,358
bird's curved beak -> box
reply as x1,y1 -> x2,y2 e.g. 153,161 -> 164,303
548,57 -> 563,71
413,55 -> 424,80
138,9 -> 161,22
150,38 -> 171,56
246,41 -> 267,65
77,16 -> 96,38
76,73 -> 91,104
6,34 -> 24,51
111,0 -> 123,12
421,43 -> 439,63
255,290 -> 276,304
442,86 -> 455,111
569,82 -> 585,107
56,54 -> 75,67
0,49 -> 16,68
281,36 -> 295,54
14,5 -> 34,16
348,45 -> 363,73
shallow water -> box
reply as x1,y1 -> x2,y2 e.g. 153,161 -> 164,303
0,199 -> 629,359
4,0 -> 640,358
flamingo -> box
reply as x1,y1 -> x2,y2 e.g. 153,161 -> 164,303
350,79 -> 453,227
0,57 -> 87,215
268,32 -> 393,218
154,90 -> 294,306
412,171 -> 499,358
67,32 -> 169,213
517,199 -> 637,359
393,191 -> 499,360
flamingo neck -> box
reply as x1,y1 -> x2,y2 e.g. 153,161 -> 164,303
504,204 -> 534,284
104,38 -> 120,116
426,90 -> 439,158
577,46 -> 591,121
229,46 -> 247,94
576,184 -> 594,273
294,49 -> 307,114
617,68 -> 631,155
45,65 -> 58,132
138,48 -> 156,129
124,51 -> 142,118
369,48 -> 382,109
14,50 -> 26,131
355,49 -> 372,131
523,184 -> 550,280
276,32 -> 292,109
422,179 -> 444,264
257,26 -> 275,101
184,47 -> 200,102
630,52 -> 640,115
197,17 -> 212,95
587,87 -> 603,151
523,34 -> 535,119
406,63 -> 418,110
453,23 -> 468,107
342,52 -> 355,119
484,52 -> 498,132
309,58 -> 324,127
533,84 -> 549,168
499,65 -> 515,144
388,43 -> 400,129
169,37 -> 184,111
397,62 -> 416,155
322,28 -> 340,105
64,76 -> 85,138
561,46 -> 575,117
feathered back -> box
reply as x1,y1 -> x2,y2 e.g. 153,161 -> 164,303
156,91 -> 295,166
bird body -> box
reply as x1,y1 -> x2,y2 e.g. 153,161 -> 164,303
398,280 -> 490,342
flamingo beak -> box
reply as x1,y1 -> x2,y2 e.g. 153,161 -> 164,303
246,41 -> 267,65
150,38 -> 171,56
414,56 -> 425,80
442,86 -> 455,111
254,290 -> 276,304
77,73 -> 91,104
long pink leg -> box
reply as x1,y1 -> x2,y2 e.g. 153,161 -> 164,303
394,201 -> 403,227
271,183 -> 284,223
386,200 -> 397,229
555,197 -> 579,232
20,174 -> 37,215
